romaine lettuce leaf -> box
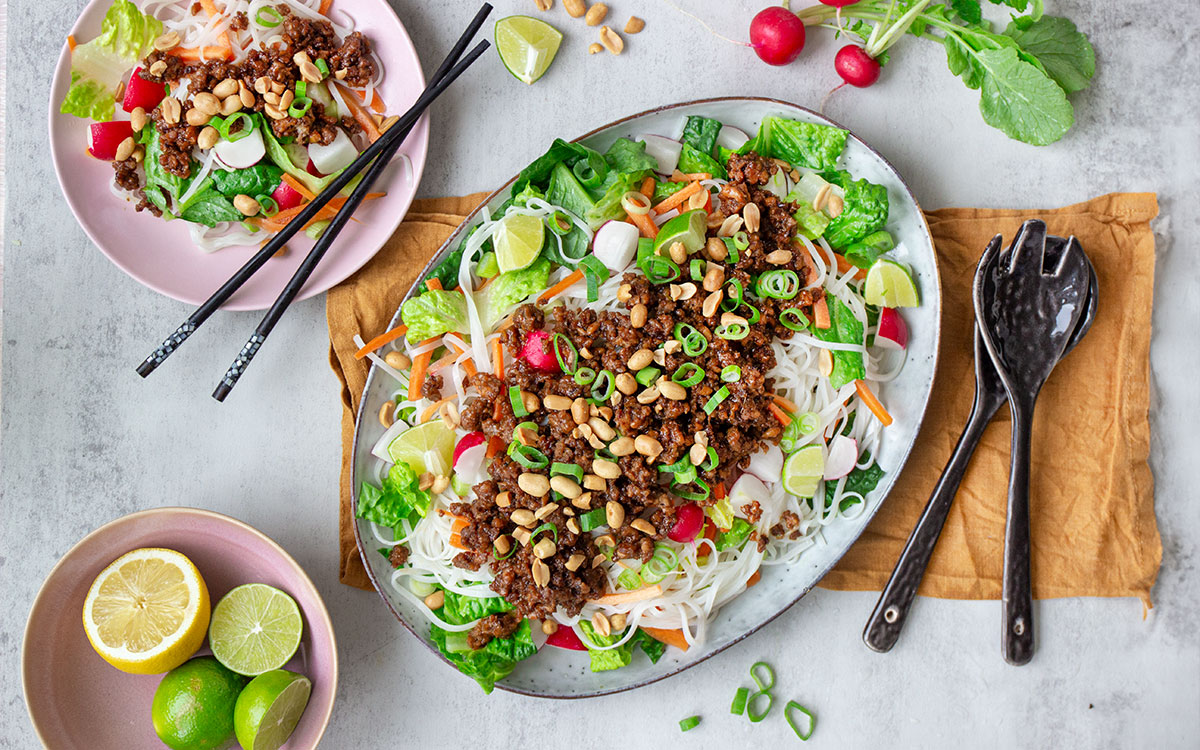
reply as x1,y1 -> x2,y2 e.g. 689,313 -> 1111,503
603,137 -> 658,174
820,170 -> 889,248
401,289 -> 468,344
841,230 -> 895,269
356,462 -> 431,528
261,121 -> 341,194
61,0 -> 162,121
737,116 -> 848,171
715,518 -> 754,551
636,630 -> 666,664
476,257 -> 550,330
179,187 -> 242,227
584,169 -> 649,230
652,180 -> 686,203
513,138 -> 605,193
210,164 -> 283,198
677,143 -> 727,180
430,619 -> 536,694
578,620 -> 634,672
681,115 -> 722,157
811,293 -> 866,388
547,162 -> 599,256
793,202 -> 831,240
440,589 -> 514,626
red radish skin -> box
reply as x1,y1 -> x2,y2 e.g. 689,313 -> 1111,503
520,330 -> 560,373
749,7 -> 806,66
875,307 -> 908,349
668,503 -> 705,543
545,626 -> 588,651
87,121 -> 134,160
306,158 -> 324,177
835,45 -> 881,87
453,432 -> 486,467
819,0 -> 860,6
271,181 -> 305,210
122,68 -> 167,112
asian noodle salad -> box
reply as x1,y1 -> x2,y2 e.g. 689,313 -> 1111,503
354,114 -> 920,692
61,0 -> 395,252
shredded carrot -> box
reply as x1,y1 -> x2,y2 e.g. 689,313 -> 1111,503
420,396 -> 454,424
640,627 -> 690,652
669,170 -> 711,182
747,570 -> 762,587
449,533 -> 468,550
651,181 -> 702,214
772,394 -> 798,413
252,193 -> 385,232
767,402 -> 792,426
495,315 -> 517,331
354,324 -> 408,359
714,482 -> 727,500
450,516 -> 469,534
407,337 -> 439,401
446,340 -> 477,378
486,435 -> 504,459
591,586 -> 663,606
537,269 -> 584,304
639,177 -> 655,198
813,295 -> 831,330
425,278 -> 443,291
493,400 -> 504,422
703,522 -> 718,543
855,379 -> 894,427
169,45 -> 235,62
67,35 -> 77,51
280,173 -> 316,201
627,210 -> 659,239
318,0 -> 333,13
355,89 -> 387,113
428,350 -> 460,373
337,83 -> 383,143
492,338 -> 505,380
834,253 -> 865,280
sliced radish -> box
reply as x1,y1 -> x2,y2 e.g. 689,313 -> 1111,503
454,442 -> 488,485
122,68 -> 166,113
875,307 -> 908,350
306,158 -> 324,177
823,435 -> 858,480
591,220 -> 639,272
87,121 -> 134,160
520,330 -> 560,373
453,432 -> 486,466
309,128 -> 358,175
214,126 -> 265,169
716,125 -> 750,151
668,503 -> 704,543
745,444 -> 783,484
271,181 -> 305,211
545,625 -> 588,651
729,472 -> 785,528
636,134 -> 682,175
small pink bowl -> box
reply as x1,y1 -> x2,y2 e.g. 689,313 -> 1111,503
22,508 -> 337,748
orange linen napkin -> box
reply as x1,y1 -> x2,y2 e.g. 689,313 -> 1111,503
328,192 -> 1161,606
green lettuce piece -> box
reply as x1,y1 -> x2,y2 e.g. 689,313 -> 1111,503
652,180 -> 686,203
356,463 -> 431,528
603,137 -> 658,174
179,188 -> 242,227
820,170 -> 889,248
584,169 -> 650,230
513,138 -> 605,193
793,202 -> 831,240
261,122 -> 342,195
715,518 -> 754,551
139,125 -> 186,217
430,619 -> 536,694
61,0 -> 162,121
681,115 -> 722,157
401,289 -> 468,344
811,293 -> 866,388
210,164 -> 284,198
677,143 -> 727,180
636,631 -> 665,664
547,162 -> 598,258
578,621 -> 634,672
825,455 -> 885,512
737,116 -> 848,171
440,589 -> 514,626
476,257 -> 550,330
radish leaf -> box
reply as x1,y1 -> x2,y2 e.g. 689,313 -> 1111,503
973,47 -> 1074,145
1004,15 -> 1096,94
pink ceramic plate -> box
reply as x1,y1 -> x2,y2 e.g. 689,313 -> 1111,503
49,0 -> 429,311
22,507 -> 338,749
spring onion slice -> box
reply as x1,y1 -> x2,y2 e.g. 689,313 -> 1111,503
746,691 -> 773,723
295,80 -> 307,98
545,211 -> 573,236
674,323 -> 708,357
287,97 -> 313,118
715,323 -> 749,340
530,521 -> 558,545
678,716 -> 701,732
509,386 -> 529,417
672,363 -> 704,387
572,159 -> 605,189
673,477 -> 710,502
780,308 -> 809,332
797,411 -> 819,434
579,507 -> 607,532
704,386 -> 731,415
512,420 -> 538,441
216,112 -> 254,142
617,568 -> 642,590
255,5 -> 283,27
642,254 -> 681,284
731,687 -> 749,715
720,365 -> 741,383
722,236 -> 740,263
755,270 -> 800,299
590,369 -> 616,403
621,191 -> 652,216
494,540 -> 518,560
552,333 -> 578,374
785,701 -> 815,741
578,256 -> 609,303
315,58 -> 329,76
635,366 -> 662,387
573,367 -> 597,386
751,661 -> 775,691
256,194 -> 279,217
732,231 -> 750,251
690,259 -> 705,281
507,442 -> 548,469
721,278 -> 744,312
702,446 -> 719,472
550,461 -> 584,483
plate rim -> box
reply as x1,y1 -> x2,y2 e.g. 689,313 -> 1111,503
349,96 -> 943,699
46,0 -> 430,311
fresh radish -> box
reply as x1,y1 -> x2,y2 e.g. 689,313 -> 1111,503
453,432 -> 486,466
453,441 -> 489,485
746,444 -> 784,484
87,121 -> 134,160
309,128 -> 358,175
122,68 -> 167,113
819,0 -> 860,5
823,435 -> 858,480
271,181 -> 305,211
668,503 -> 704,543
835,45 -> 881,87
520,330 -> 560,373
715,125 -> 750,151
591,220 -> 639,272
635,134 -> 682,175
729,472 -> 785,529
214,126 -> 265,169
875,308 -> 908,350
749,7 -> 806,66
545,625 -> 588,651
306,158 -> 324,177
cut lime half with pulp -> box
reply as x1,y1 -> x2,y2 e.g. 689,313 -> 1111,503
653,209 -> 708,255
781,445 -> 825,498
387,420 -> 456,475
864,259 -> 920,308
208,584 -> 303,677
495,16 -> 563,85
494,213 -> 545,273
234,670 -> 312,750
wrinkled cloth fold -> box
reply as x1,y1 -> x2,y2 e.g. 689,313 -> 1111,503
328,192 -> 1160,606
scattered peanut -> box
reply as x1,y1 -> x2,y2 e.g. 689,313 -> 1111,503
668,241 -> 687,264
617,283 -> 633,302
624,16 -> 645,34
766,249 -> 793,265
518,473 -> 551,497
377,401 -> 396,428
585,2 -> 608,26
130,107 -> 148,132
496,491 -> 512,508
689,442 -> 707,466
544,394 -> 572,411
827,193 -> 845,218
542,619 -> 559,634
571,397 -> 589,425
563,0 -> 586,17
431,475 -> 450,495
424,590 -> 445,609
510,508 -> 536,526
521,390 -> 541,413
605,500 -> 625,529
152,31 -> 181,51
185,107 -> 210,127
592,611 -> 611,637
636,386 -> 660,405
566,553 -> 585,572
743,202 -> 761,233
582,474 -> 606,492
658,380 -> 687,401
149,60 -> 168,77
212,78 -> 239,99
114,136 -> 136,162
629,303 -> 648,328
592,458 -> 621,479
588,42 -> 604,55
439,401 -> 460,430
418,472 -> 435,491
627,348 -> 655,371
610,612 -> 628,630
609,436 -> 636,456
630,518 -> 656,535
534,0 -> 553,10
599,26 -> 624,54
706,236 -> 728,261
494,534 -> 512,556
615,373 -> 638,395
588,417 -> 616,441
533,537 -> 557,559
532,559 -> 550,587
634,434 -> 663,460
160,97 -> 181,124
550,475 -> 582,499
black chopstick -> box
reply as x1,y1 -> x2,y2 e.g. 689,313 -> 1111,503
211,38 -> 489,401
135,3 -> 494,380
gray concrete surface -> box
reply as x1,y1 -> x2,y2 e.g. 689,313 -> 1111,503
3,0 -> 1198,747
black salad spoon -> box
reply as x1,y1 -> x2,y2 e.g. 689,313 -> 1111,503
863,230 -> 1096,655
974,219 -> 1092,665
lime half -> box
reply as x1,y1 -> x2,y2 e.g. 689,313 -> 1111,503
209,584 -> 303,677
864,258 -> 920,308
653,210 -> 708,255
781,445 -> 825,498
234,670 -> 312,750
495,16 -> 563,85
387,420 -> 456,475
494,213 -> 545,273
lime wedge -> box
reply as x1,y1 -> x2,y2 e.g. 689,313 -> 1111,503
495,16 -> 563,85
476,250 -> 500,279
208,584 -> 303,677
864,258 -> 920,308
653,210 -> 708,255
494,213 -> 545,273
781,445 -> 825,498
234,670 -> 312,750
387,420 -> 456,475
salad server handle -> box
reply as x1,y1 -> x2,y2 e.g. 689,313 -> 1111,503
1002,396 -> 1036,665
863,392 -> 1002,653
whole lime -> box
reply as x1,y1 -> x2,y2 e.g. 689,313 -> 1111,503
152,655 -> 249,750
